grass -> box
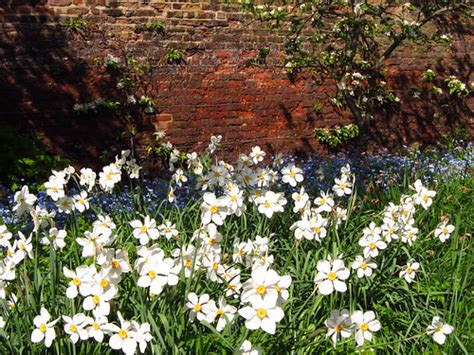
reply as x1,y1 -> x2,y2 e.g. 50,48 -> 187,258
0,166 -> 472,354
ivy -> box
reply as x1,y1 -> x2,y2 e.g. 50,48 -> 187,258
165,49 -> 185,64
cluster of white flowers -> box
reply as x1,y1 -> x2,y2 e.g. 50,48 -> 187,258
325,309 -> 381,347
1,137 -> 459,352
31,307 -> 152,354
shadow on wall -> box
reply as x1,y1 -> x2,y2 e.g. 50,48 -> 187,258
0,1 -> 472,184
366,15 -> 473,151
0,2 -> 127,185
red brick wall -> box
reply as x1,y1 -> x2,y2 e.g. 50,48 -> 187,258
1,0 -> 472,165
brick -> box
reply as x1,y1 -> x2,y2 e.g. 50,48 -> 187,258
48,0 -> 72,6
0,0 -> 471,168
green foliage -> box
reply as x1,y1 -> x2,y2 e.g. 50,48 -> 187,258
0,125 -> 69,190
440,125 -> 470,154
246,48 -> 271,66
312,102 -> 323,113
73,98 -> 121,114
165,49 -> 185,64
59,16 -> 92,37
146,132 -> 187,165
135,21 -> 166,34
445,76 -> 471,97
314,123 -> 360,148
422,69 -> 438,83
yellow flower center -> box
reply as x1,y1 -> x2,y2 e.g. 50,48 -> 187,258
140,225 -> 148,233
335,324 -> 343,333
118,329 -> 128,339
92,295 -> 100,304
423,195 -> 430,202
210,205 -> 218,214
360,263 -> 367,270
39,324 -> 47,333
73,277 -> 81,286
112,260 -> 120,269
105,172 -> 114,181
257,308 -> 267,319
92,322 -> 100,330
406,267 -> 413,274
264,201 -> 271,208
313,227 -> 321,234
369,242 -> 376,249
274,285 -> 281,292
360,323 -> 369,331
328,272 -> 337,281
148,271 -> 157,279
100,279 -> 109,288
256,285 -> 266,295
289,171 -> 296,177
442,227 -> 449,234
216,309 -> 224,316
184,260 -> 192,268
69,324 -> 77,332
19,242 -> 25,250
193,304 -> 202,312
320,198 -> 326,205
212,262 -> 219,270
231,195 -> 237,201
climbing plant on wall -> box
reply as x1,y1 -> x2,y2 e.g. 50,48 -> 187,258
242,0 -> 472,145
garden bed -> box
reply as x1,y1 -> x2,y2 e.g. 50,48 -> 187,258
0,142 -> 472,354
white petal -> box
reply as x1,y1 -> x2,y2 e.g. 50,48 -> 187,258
333,279 -> 347,293
442,324 -> 453,334
238,307 -> 256,320
317,260 -> 331,274
369,319 -> 381,332
268,307 -> 284,322
31,329 -> 44,343
355,330 -> 365,346
260,318 -> 276,334
245,316 -> 260,330
432,331 -> 446,345
318,280 -> 334,295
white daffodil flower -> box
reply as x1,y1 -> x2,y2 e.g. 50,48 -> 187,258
238,298 -> 284,335
315,258 -> 350,295
351,310 -> 381,346
31,307 -> 59,348
325,309 -> 353,346
426,316 -> 454,345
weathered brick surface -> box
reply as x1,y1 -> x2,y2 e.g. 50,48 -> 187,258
0,1 -> 472,166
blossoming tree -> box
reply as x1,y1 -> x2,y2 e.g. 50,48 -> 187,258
242,0 -> 471,144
